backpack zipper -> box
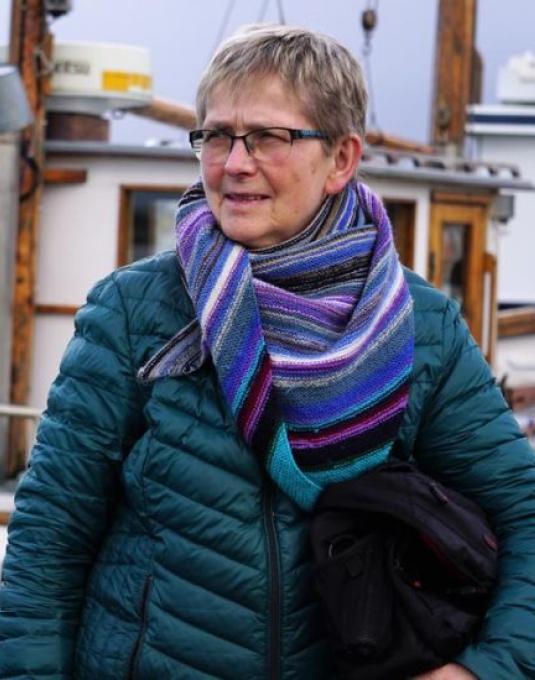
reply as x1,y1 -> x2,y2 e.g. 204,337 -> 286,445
263,477 -> 281,680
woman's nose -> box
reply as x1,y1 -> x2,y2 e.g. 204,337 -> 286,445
224,137 -> 256,174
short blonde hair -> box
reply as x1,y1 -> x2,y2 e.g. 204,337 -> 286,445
196,24 -> 368,143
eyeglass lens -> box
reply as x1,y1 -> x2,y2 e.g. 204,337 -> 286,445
197,128 -> 294,164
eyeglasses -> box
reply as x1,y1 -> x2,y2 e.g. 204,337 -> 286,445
189,127 -> 328,164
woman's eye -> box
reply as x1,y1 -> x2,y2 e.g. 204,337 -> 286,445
205,131 -> 226,142
255,129 -> 287,143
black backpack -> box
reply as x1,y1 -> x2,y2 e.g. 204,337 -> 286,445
310,460 -> 498,680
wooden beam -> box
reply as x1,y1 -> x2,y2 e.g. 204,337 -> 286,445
35,304 -> 79,315
131,98 -> 197,130
365,131 -> 434,155
8,0 -> 51,477
498,307 -> 535,338
432,0 -> 477,147
43,167 -> 88,185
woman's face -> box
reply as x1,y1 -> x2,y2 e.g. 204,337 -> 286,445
201,75 -> 343,249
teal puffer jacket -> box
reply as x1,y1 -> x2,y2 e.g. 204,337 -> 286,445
1,251 -> 535,679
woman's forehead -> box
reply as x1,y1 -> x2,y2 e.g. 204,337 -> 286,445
203,74 -> 312,127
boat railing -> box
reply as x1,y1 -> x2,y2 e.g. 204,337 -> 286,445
0,405 -> 42,537
0,403 -> 43,470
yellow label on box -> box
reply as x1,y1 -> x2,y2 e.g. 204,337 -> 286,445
102,71 -> 152,93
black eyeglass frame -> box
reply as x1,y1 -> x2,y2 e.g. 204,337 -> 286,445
189,127 -> 328,160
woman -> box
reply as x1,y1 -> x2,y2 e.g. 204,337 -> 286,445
1,25 -> 535,679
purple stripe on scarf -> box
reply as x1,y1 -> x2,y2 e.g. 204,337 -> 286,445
175,179 -> 414,509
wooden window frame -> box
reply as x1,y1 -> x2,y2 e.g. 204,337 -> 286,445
429,191 -> 492,348
117,184 -> 187,267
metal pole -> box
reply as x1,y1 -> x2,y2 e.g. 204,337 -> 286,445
0,134 -> 20,480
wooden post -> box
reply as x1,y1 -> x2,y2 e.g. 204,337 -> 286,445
7,0 -> 51,476
431,0 -> 477,148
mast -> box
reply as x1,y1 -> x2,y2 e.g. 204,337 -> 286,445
431,0 -> 481,150
7,0 -> 52,475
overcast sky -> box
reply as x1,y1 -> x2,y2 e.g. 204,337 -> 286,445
1,0 -> 534,145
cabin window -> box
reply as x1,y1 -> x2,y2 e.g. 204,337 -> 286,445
383,199 -> 416,268
429,192 -> 493,355
118,186 -> 184,266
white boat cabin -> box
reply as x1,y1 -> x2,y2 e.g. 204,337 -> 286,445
0,139 -> 531,557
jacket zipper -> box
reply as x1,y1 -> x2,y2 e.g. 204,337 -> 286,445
263,477 -> 281,680
127,574 -> 153,679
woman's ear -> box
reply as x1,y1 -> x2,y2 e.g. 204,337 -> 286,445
325,133 -> 363,195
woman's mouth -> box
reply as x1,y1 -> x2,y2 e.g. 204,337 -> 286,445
225,193 -> 269,203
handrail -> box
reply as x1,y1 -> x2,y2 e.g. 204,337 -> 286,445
0,404 -> 42,419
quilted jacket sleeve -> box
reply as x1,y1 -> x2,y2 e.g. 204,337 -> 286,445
415,300 -> 535,679
0,273 -> 145,679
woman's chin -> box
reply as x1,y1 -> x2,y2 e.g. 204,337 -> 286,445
218,216 -> 272,249
221,226 -> 268,248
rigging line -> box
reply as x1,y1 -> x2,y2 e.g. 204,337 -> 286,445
363,50 -> 379,131
257,0 -> 270,22
210,0 -> 237,55
361,0 -> 380,131
275,0 -> 286,24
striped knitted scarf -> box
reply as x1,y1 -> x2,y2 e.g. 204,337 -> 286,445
175,180 -> 414,510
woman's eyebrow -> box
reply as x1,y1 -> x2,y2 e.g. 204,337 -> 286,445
202,119 -> 231,130
202,119 -> 280,131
